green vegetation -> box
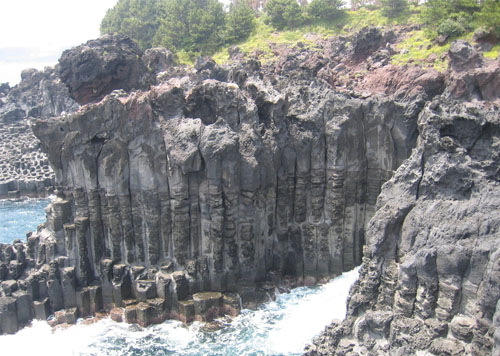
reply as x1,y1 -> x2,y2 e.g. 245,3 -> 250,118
101,0 -> 257,56
380,0 -> 408,18
264,0 -> 304,30
100,0 -> 499,68
476,0 -> 500,37
392,30 -> 451,71
152,0 -> 226,54
307,0 -> 344,22
100,0 -> 164,50
225,1 -> 257,44
484,43 -> 500,59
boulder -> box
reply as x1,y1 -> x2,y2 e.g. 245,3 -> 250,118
58,35 -> 152,104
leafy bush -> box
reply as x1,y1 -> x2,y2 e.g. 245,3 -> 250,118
420,0 -> 480,31
307,0 -> 344,21
265,0 -> 305,30
153,0 -> 225,54
437,19 -> 466,38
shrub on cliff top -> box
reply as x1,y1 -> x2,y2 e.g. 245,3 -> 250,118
307,0 -> 345,21
476,0 -> 500,37
380,0 -> 408,19
264,0 -> 305,30
152,0 -> 226,54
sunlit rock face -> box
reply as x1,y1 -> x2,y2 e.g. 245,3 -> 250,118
31,69 -> 418,292
1,30 -> 499,356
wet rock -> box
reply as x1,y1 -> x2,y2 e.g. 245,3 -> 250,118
430,338 -> 465,356
33,298 -> 50,320
134,280 -> 157,301
0,297 -> 18,334
178,299 -> 195,323
110,307 -> 124,322
193,292 -> 223,321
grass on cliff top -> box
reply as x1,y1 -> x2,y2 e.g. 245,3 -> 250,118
390,30 -> 495,72
484,43 -> 500,59
391,30 -> 451,72
211,8 -> 421,65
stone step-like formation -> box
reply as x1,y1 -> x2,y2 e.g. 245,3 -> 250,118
0,67 -> 79,198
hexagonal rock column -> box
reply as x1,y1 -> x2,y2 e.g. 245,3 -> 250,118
193,292 -> 223,322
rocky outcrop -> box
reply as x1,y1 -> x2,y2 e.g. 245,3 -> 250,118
445,40 -> 500,102
0,31 -> 425,334
304,53 -> 500,356
0,36 -> 177,199
0,67 -> 79,198
57,35 -> 154,105
0,30 -> 498,356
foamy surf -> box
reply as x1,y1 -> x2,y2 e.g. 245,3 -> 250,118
1,267 -> 359,356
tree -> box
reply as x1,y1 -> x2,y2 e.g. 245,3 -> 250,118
420,0 -> 481,32
380,0 -> 408,18
476,0 -> 500,37
100,0 -> 164,50
308,0 -> 345,21
265,0 -> 305,30
153,0 -> 226,54
226,1 -> 257,44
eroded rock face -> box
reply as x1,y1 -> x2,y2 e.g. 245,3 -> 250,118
57,35 -> 154,105
0,67 -> 78,197
0,30 -> 425,334
31,74 -> 418,291
446,41 -> 500,102
0,31 -> 498,356
304,100 -> 500,356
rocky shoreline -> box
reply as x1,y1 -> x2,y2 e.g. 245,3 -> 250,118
0,26 -> 499,356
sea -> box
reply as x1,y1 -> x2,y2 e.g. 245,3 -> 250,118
0,197 -> 50,244
0,198 -> 359,356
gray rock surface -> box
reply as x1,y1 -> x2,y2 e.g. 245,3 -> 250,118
0,31 -> 498,356
0,67 -> 79,197
304,100 -> 500,356
57,35 -> 154,105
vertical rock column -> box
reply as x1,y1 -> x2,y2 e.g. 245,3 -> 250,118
75,217 -> 92,286
106,194 -> 123,263
119,194 -> 136,264
88,189 -> 105,266
170,169 -> 190,267
144,190 -> 161,265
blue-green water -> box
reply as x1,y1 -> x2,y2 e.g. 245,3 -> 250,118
0,198 -> 50,244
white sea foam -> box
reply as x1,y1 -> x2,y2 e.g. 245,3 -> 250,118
1,267 -> 360,356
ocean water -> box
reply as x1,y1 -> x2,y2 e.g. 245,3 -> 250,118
0,268 -> 360,356
0,198 -> 50,244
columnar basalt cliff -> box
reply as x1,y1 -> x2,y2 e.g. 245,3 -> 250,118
0,28 -> 498,356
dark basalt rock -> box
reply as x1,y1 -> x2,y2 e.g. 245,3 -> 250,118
57,34 -> 153,105
0,29 -> 498,356
0,66 -> 78,198
303,100 -> 500,356
448,40 -> 483,72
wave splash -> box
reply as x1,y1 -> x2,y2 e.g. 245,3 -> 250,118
0,268 -> 359,356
